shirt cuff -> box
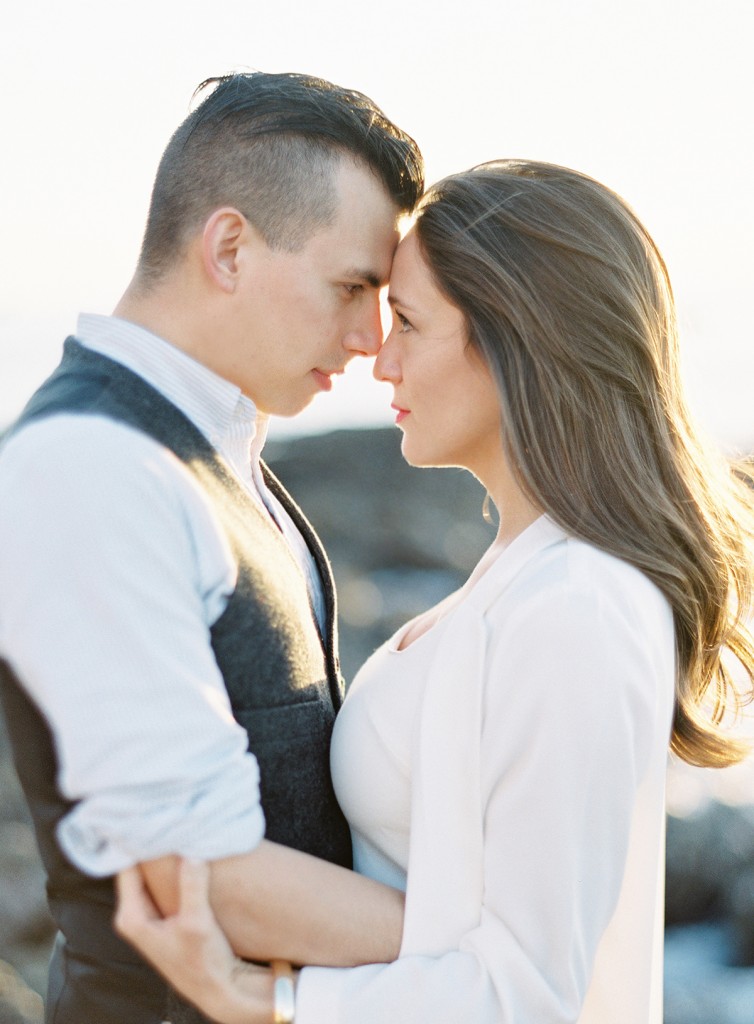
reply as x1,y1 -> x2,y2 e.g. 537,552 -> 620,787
295,965 -> 346,1024
56,756 -> 266,876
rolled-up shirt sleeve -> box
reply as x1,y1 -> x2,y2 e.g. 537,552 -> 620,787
0,415 -> 265,876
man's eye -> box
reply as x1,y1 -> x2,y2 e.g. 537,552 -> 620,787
344,284 -> 364,295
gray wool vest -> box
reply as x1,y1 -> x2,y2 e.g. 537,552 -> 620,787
0,338 -> 352,1024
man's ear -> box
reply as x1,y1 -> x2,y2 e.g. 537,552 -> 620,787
201,208 -> 248,293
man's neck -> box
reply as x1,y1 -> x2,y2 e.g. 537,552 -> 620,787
113,273 -> 208,366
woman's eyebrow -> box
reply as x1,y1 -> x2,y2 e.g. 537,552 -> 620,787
387,292 -> 416,311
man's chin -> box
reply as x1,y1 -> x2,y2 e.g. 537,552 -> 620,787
266,394 -> 317,420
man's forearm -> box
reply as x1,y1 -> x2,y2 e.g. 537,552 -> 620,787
140,840 -> 404,967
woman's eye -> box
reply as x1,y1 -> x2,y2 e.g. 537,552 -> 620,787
396,311 -> 413,332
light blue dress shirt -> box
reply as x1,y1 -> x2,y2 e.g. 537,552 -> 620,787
0,314 -> 325,875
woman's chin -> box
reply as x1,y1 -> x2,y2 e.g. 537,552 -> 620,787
400,435 -> 448,471
399,435 -> 425,468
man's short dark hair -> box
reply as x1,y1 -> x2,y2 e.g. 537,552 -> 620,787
137,72 -> 424,282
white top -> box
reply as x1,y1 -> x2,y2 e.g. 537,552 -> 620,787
331,625 -> 431,891
0,314 -> 324,876
299,516 -> 675,1024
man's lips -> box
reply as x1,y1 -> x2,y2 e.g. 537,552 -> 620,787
313,365 -> 348,391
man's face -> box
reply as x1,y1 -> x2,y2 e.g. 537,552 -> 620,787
227,159 -> 402,417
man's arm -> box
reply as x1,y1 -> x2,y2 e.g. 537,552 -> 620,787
140,842 -> 404,967
0,419 -> 264,875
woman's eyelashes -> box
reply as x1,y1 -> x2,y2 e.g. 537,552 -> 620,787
394,310 -> 414,333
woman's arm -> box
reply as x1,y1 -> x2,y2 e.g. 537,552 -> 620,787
139,838 -> 404,967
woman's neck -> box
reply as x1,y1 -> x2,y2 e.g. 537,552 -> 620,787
475,452 -> 542,552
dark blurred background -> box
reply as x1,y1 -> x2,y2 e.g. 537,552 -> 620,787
2,426 -> 753,1023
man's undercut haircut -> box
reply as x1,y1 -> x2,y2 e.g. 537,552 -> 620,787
137,72 -> 424,282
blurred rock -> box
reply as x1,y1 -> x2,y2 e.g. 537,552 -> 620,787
0,822 -> 54,954
665,741 -> 754,968
0,704 -> 54,1002
664,802 -> 753,926
727,861 -> 754,966
664,923 -> 754,1024
0,960 -> 43,1024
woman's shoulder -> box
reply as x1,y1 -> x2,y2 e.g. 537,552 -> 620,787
482,518 -> 673,639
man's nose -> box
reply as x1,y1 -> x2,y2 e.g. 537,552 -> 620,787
343,328 -> 382,357
344,300 -> 384,357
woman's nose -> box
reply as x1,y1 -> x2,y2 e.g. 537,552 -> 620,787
373,329 -> 401,382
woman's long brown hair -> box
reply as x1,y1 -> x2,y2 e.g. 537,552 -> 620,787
416,160 -> 754,767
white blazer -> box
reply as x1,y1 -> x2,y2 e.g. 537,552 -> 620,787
298,516 -> 676,1023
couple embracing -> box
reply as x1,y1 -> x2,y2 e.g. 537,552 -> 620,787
1,71 -> 753,1024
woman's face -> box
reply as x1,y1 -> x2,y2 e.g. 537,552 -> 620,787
375,230 -> 503,478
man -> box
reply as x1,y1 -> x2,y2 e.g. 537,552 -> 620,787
0,72 -> 423,1023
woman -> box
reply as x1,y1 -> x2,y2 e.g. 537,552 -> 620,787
115,160 -> 754,1024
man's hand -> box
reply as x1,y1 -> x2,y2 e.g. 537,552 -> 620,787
115,859 -> 275,1024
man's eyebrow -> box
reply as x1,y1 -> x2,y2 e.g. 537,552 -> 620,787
344,267 -> 384,288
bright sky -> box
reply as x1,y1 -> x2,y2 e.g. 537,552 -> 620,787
1,0 -> 752,445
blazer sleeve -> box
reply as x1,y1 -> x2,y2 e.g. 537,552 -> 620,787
295,563 -> 673,1024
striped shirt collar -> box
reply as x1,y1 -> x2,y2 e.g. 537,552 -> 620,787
75,313 -> 268,465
